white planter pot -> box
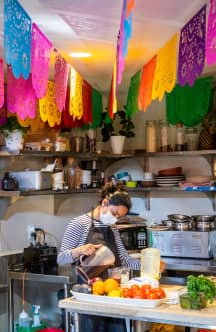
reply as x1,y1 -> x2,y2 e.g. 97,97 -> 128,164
110,135 -> 125,154
4,130 -> 24,152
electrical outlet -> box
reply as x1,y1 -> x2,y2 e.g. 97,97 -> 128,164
27,225 -> 35,241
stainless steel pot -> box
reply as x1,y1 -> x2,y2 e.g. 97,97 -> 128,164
173,221 -> 190,231
161,219 -> 173,228
192,215 -> 215,231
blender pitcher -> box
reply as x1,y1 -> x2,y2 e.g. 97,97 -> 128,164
140,248 -> 160,280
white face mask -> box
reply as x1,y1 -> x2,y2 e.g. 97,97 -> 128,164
100,208 -> 117,225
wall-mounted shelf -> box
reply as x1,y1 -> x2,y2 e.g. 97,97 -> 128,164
135,149 -> 216,157
20,150 -> 135,159
1,149 -> 216,212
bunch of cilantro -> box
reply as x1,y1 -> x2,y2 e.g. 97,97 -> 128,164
186,275 -> 216,303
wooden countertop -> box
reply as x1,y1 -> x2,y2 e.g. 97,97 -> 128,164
59,297 -> 216,329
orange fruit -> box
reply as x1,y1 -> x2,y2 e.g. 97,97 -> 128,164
92,280 -> 105,295
104,278 -> 119,294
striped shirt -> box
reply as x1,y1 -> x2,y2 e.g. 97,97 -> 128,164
57,213 -> 140,270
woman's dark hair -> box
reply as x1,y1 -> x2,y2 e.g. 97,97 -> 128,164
99,182 -> 131,210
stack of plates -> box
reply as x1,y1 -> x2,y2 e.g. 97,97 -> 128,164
155,175 -> 185,187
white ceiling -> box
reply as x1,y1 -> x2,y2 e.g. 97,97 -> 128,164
0,0 -> 212,98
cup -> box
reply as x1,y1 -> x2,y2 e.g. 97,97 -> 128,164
108,267 -> 130,287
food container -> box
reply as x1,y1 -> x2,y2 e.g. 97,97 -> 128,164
10,171 -> 52,190
179,292 -> 207,310
126,181 -> 137,188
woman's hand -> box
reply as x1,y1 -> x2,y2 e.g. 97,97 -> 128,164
78,243 -> 102,257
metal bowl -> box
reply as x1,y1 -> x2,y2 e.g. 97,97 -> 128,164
167,214 -> 191,222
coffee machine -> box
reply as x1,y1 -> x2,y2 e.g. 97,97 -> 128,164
23,228 -> 58,275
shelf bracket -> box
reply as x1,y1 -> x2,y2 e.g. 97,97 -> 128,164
145,192 -> 150,211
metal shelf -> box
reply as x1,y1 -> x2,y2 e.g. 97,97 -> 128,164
135,149 -> 216,157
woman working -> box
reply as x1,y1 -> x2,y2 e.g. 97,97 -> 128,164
57,183 -> 162,331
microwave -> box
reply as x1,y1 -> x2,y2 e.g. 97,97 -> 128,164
116,224 -> 147,253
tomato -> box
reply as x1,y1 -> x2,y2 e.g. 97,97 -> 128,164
141,287 -> 152,298
141,284 -> 152,291
122,288 -> 131,298
146,292 -> 158,300
153,287 -> 166,299
130,284 -> 140,291
131,288 -> 144,299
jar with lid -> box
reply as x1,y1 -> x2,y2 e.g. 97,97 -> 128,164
158,120 -> 171,152
174,123 -> 186,151
185,127 -> 199,151
145,120 -> 157,152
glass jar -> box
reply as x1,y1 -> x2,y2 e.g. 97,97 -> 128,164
145,120 -> 157,152
158,120 -> 171,152
185,127 -> 199,151
174,123 -> 186,151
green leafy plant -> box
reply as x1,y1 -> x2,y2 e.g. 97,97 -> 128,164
186,274 -> 216,303
0,116 -> 28,136
100,106 -> 135,142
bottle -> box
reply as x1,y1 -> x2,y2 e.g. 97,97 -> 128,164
185,127 -> 199,151
18,309 -> 30,328
91,160 -> 98,188
145,120 -> 157,152
140,248 -> 160,280
32,305 -> 41,327
175,123 -> 185,151
159,120 -> 170,152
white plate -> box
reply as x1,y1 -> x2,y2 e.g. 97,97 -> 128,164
71,291 -> 164,308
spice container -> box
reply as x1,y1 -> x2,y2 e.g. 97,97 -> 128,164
145,120 -> 157,152
185,127 -> 199,151
158,120 -> 171,152
174,123 -> 185,151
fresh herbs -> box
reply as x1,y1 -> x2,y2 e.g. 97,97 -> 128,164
186,275 -> 216,303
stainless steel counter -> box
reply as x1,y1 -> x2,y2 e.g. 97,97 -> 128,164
164,257 -> 216,273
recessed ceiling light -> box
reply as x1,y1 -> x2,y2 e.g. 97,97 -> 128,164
69,52 -> 92,58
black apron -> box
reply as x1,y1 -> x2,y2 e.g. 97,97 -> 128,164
79,221 -> 126,332
76,221 -> 121,282
86,221 -> 121,266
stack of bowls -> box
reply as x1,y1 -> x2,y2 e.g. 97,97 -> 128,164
142,172 -> 155,187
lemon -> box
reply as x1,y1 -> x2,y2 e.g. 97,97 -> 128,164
108,288 -> 121,297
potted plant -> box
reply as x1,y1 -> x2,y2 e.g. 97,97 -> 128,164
1,116 -> 28,152
100,106 -> 135,154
